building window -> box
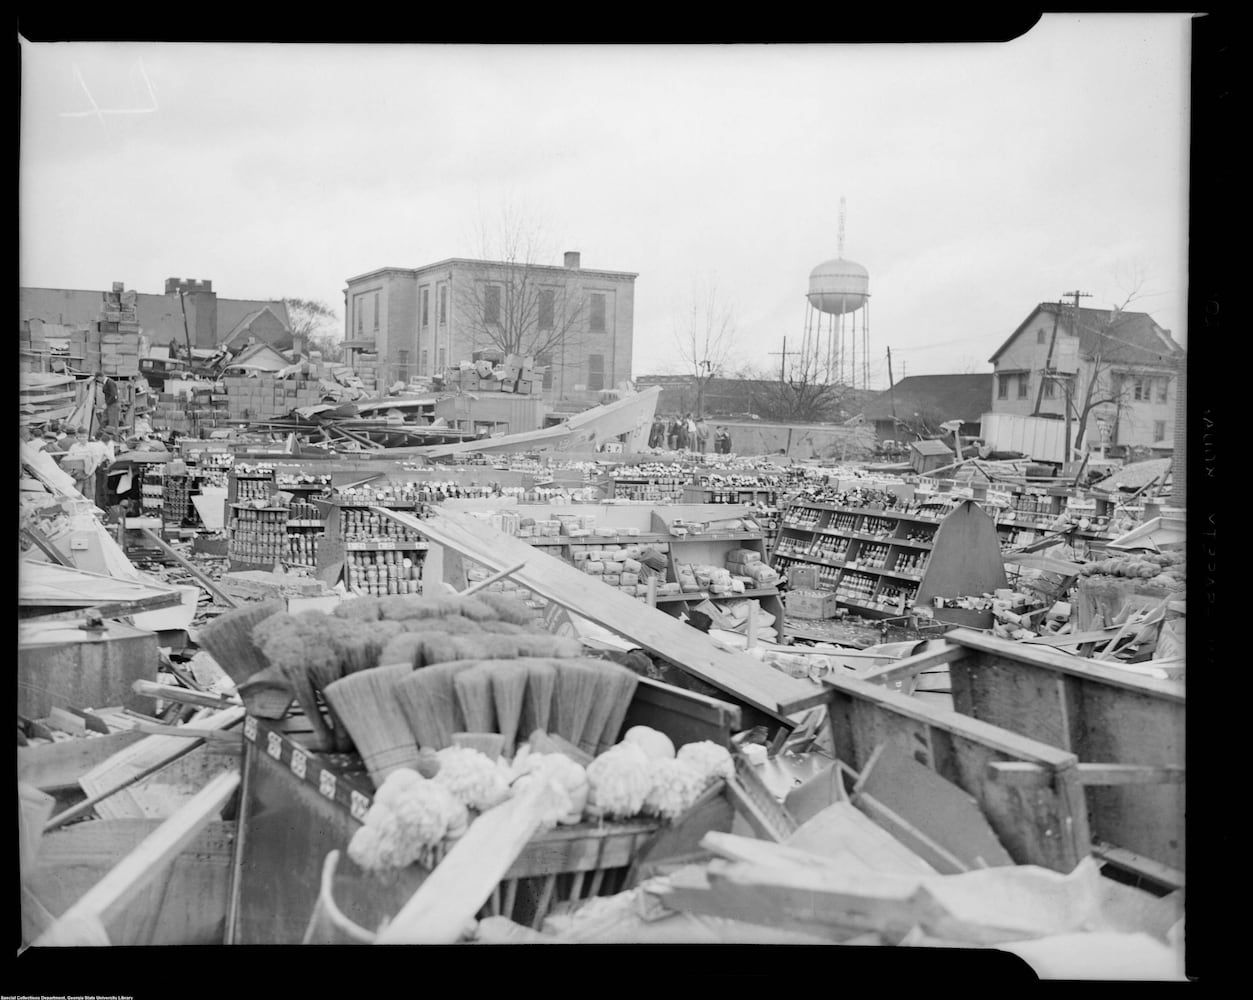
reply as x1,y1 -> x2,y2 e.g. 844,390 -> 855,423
1154,420 -> 1166,441
421,288 -> 430,329
588,354 -> 605,391
438,348 -> 446,371
356,297 -> 363,334
538,289 -> 555,330
1042,377 -> 1056,399
1016,372 -> 1029,399
420,349 -> 428,374
1037,328 -> 1046,344
1132,377 -> 1148,401
373,291 -> 380,331
397,350 -> 409,382
997,374 -> 1010,400
439,286 -> 447,326
589,293 -> 606,333
484,285 -> 501,325
537,352 -> 553,390
1157,377 -> 1169,403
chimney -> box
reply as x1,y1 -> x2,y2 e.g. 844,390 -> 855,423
563,251 -> 581,270
166,277 -> 218,349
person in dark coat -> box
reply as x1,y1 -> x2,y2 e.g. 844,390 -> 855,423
648,417 -> 665,449
667,416 -> 681,451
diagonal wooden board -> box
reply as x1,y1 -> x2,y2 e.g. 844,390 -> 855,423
383,507 -> 818,723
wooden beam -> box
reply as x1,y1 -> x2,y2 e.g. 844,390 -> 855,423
136,528 -> 239,609
382,507 -> 817,723
33,769 -> 240,946
943,628 -> 1186,703
375,776 -> 567,944
987,761 -> 1186,788
20,526 -> 73,566
1090,841 -> 1184,892
18,729 -> 148,791
21,589 -> 185,620
855,644 -> 966,686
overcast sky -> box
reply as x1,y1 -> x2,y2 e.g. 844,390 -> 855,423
20,15 -> 1192,388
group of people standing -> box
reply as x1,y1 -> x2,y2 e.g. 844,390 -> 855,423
647,414 -> 733,454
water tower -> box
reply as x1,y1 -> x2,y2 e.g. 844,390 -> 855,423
803,198 -> 871,389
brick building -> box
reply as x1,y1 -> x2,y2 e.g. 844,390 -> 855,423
19,279 -> 294,354
343,252 -> 635,402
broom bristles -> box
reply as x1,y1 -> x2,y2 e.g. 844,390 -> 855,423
395,660 -> 475,750
332,596 -> 382,622
380,633 -> 426,669
595,666 -> 641,754
487,661 -> 529,757
236,666 -> 295,720
518,658 -> 557,737
306,660 -> 353,752
402,615 -> 485,636
453,662 -> 497,734
551,659 -> 601,746
197,599 -> 284,684
474,592 -> 534,626
324,664 -> 420,787
281,661 -> 337,751
576,667 -> 619,756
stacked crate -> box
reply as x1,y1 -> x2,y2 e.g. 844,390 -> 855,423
222,374 -> 325,422
499,353 -> 536,395
98,284 -> 141,377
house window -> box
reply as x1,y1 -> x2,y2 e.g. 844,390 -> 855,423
588,354 -> 605,391
420,349 -> 428,373
1132,377 -> 1148,401
421,288 -> 430,329
439,286 -> 447,326
1042,378 -> 1056,399
356,297 -> 363,334
1037,328 -> 1046,344
537,352 -> 553,390
1016,373 -> 1029,399
438,347 -> 446,371
589,293 -> 606,333
484,285 -> 501,325
538,289 -> 555,330
373,292 -> 380,331
1154,420 -> 1166,441
397,350 -> 409,382
1157,377 -> 1169,403
997,374 -> 1011,400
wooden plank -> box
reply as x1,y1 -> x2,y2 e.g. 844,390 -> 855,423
785,800 -> 937,876
33,769 -> 240,946
988,761 -> 1186,787
375,776 -> 568,944
818,674 -> 1090,872
131,723 -> 244,746
18,729 -> 149,791
854,643 -> 966,687
856,740 -> 1014,872
136,527 -> 240,609
949,652 -> 1075,751
853,792 -> 971,874
1090,841 -> 1185,892
945,628 -> 1186,703
385,507 -> 816,722
73,706 -> 244,823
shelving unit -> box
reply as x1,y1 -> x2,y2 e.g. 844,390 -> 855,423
316,498 -> 426,596
771,497 -> 1006,622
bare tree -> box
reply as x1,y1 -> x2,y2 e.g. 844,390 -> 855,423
283,298 -> 342,361
673,276 -> 737,417
1053,283 -> 1164,455
737,354 -> 849,423
456,205 -> 587,367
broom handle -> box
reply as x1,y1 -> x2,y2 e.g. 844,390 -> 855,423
132,679 -> 241,710
462,561 -> 528,596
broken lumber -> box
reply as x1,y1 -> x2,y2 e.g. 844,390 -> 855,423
33,769 -> 240,946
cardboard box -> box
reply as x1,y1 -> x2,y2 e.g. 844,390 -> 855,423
516,379 -> 534,394
786,589 -> 839,620
786,565 -> 820,590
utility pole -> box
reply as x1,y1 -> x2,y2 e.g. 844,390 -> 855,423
1032,300 -> 1063,416
1059,290 -> 1091,463
768,337 -> 793,384
885,346 -> 898,432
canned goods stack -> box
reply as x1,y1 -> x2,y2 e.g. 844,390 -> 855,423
228,507 -> 287,565
285,531 -> 323,568
341,508 -> 424,543
346,551 -> 422,596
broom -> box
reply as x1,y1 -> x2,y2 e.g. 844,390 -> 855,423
380,632 -> 427,669
594,664 -> 640,755
197,599 -> 284,685
254,613 -> 340,751
550,659 -> 602,747
575,662 -> 631,757
518,658 -> 556,738
474,592 -> 535,626
515,635 -> 584,659
402,615 -> 485,637
395,660 -> 475,750
332,596 -> 382,622
477,620 -> 530,636
306,659 -> 353,752
235,667 -> 295,720
453,662 -> 497,734
324,664 -> 421,787
486,660 -> 529,757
